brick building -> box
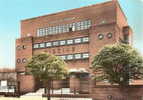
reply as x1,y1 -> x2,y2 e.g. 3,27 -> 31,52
16,0 -> 133,93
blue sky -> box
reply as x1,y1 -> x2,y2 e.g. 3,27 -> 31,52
0,0 -> 143,68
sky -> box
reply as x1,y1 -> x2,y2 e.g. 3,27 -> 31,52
0,0 -> 143,68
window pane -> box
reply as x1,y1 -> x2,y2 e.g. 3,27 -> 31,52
82,53 -> 89,58
82,37 -> 89,42
67,39 -> 73,45
39,43 -> 45,48
74,38 -> 82,44
75,54 -> 82,59
46,42 -> 52,47
53,41 -> 59,46
60,40 -> 66,45
60,56 -> 66,60
33,44 -> 39,49
67,55 -> 73,60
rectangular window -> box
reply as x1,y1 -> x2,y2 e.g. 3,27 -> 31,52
53,41 -> 59,46
82,37 -> 89,42
67,55 -> 73,60
74,54 -> 82,59
46,42 -> 52,47
33,44 -> 39,49
60,40 -> 66,46
67,39 -> 73,45
74,38 -> 82,44
60,55 -> 66,60
39,43 -> 45,48
82,53 -> 89,59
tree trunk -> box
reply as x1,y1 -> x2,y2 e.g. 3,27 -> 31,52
47,80 -> 51,100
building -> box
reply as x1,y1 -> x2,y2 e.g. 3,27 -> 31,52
0,68 -> 16,93
16,0 -> 133,93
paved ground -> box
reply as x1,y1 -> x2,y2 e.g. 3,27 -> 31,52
0,88 -> 92,100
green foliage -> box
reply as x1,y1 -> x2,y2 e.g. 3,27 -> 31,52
92,43 -> 143,86
26,53 -> 68,81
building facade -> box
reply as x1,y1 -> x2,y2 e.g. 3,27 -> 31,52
16,0 -> 132,93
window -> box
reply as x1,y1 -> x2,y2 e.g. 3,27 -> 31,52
67,55 -> 73,60
22,58 -> 27,63
60,40 -> 66,45
53,41 -> 59,46
67,39 -> 73,45
74,38 -> 82,44
82,37 -> 89,42
33,44 -> 39,49
98,34 -> 104,40
17,59 -> 21,63
82,53 -> 89,59
60,56 -> 66,60
39,43 -> 45,48
37,20 -> 91,36
107,33 -> 112,39
46,42 -> 52,47
16,46 -> 21,50
74,54 -> 82,59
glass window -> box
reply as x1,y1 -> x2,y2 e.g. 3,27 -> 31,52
53,41 -> 59,46
67,39 -> 73,45
33,44 -> 39,49
74,38 -> 82,44
98,34 -> 104,40
46,42 -> 52,47
74,54 -> 82,59
60,40 -> 66,45
22,58 -> 27,63
82,37 -> 89,42
17,59 -> 21,64
82,53 -> 89,59
39,43 -> 45,48
67,55 -> 73,60
60,56 -> 66,60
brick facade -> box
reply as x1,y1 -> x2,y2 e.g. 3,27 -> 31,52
16,0 -> 133,93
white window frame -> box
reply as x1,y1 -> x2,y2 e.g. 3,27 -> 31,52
67,55 -> 73,60
33,44 -> 39,49
60,40 -> 66,46
39,43 -> 45,48
53,41 -> 59,46
74,54 -> 82,59
82,37 -> 89,42
46,42 -> 52,47
67,39 -> 73,45
74,38 -> 82,44
82,53 -> 89,59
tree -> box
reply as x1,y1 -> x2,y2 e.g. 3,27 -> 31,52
26,53 -> 68,100
92,43 -> 143,86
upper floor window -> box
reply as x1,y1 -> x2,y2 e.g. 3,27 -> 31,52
46,42 -> 52,47
67,39 -> 74,45
74,54 -> 82,59
82,53 -> 89,59
36,20 -> 91,37
82,37 -> 89,42
74,38 -> 82,44
39,43 -> 45,48
53,41 -> 59,46
33,44 -> 39,49
60,40 -> 66,46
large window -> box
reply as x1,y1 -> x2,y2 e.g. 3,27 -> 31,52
67,39 -> 74,45
46,42 -> 52,47
33,44 -> 39,49
59,53 -> 89,61
33,37 -> 89,49
39,43 -> 45,48
74,54 -> 82,59
37,20 -> 91,37
74,38 -> 82,44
